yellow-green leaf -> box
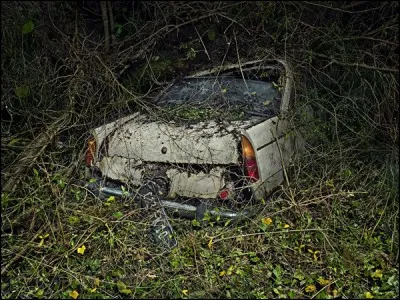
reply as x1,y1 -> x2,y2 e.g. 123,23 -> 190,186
22,20 -> 34,34
326,179 -> 334,188
371,269 -> 383,279
77,245 -> 86,255
93,278 -> 100,287
208,238 -> 213,249
116,280 -> 126,290
263,100 -> 272,106
305,284 -> 316,293
36,288 -> 44,297
219,270 -> 226,277
120,289 -> 132,295
69,290 -> 79,299
226,265 -> 234,276
182,289 -> 189,296
261,217 -> 272,225
365,291 -> 374,299
313,250 -> 320,261
283,224 -> 290,228
68,216 -> 80,225
221,88 -> 227,94
8,138 -> 21,146
318,277 -> 330,286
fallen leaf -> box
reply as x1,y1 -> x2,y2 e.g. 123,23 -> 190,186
93,278 -> 100,287
318,277 -> 330,286
208,238 -> 213,249
313,250 -> 320,261
120,289 -> 132,295
261,217 -> 272,225
365,291 -> 374,299
305,284 -> 316,293
116,280 -> 126,290
182,289 -> 188,296
226,265 -> 234,276
69,290 -> 79,299
77,245 -> 86,255
283,224 -> 290,228
371,269 -> 383,279
263,100 -> 272,106
36,289 -> 44,297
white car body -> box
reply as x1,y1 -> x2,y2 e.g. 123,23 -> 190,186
86,59 -> 296,210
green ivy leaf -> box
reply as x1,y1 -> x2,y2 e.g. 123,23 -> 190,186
120,289 -> 132,295
112,268 -> 124,278
112,211 -> 123,219
68,216 -> 80,225
35,288 -> 44,298
117,280 -> 132,294
22,20 -> 34,34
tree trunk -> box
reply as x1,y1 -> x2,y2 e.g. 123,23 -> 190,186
100,1 -> 110,52
107,1 -> 116,45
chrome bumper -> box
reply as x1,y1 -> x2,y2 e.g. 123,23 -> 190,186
96,185 -> 249,221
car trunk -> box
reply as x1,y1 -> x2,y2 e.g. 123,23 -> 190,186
90,73 -> 282,201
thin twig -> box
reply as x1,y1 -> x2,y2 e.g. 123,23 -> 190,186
194,27 -> 211,61
213,228 -> 327,244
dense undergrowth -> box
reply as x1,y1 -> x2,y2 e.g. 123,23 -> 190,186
1,1 -> 398,299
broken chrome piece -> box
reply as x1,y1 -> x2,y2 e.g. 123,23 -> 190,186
149,216 -> 177,250
97,184 -> 248,221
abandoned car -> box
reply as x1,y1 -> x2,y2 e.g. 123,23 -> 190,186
84,59 -> 298,247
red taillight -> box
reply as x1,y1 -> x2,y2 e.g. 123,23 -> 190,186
86,138 -> 96,167
219,189 -> 229,200
241,136 -> 259,182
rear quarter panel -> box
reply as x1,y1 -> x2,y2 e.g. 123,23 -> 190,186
242,117 -> 293,199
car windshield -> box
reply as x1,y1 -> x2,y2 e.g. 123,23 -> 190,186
156,76 -> 281,122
